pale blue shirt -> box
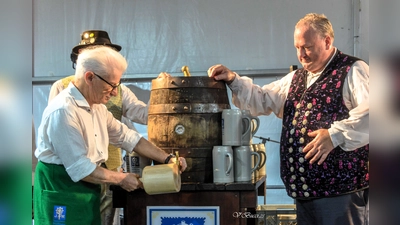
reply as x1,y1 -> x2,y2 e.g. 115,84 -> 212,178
35,83 -> 142,182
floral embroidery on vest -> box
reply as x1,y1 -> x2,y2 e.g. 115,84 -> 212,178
280,51 -> 369,199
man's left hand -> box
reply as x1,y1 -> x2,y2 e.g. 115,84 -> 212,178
302,129 -> 334,165
169,157 -> 187,174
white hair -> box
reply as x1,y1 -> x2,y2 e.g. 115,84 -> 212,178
75,45 -> 128,80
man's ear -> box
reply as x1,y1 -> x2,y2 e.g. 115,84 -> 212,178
325,35 -> 333,49
84,71 -> 95,85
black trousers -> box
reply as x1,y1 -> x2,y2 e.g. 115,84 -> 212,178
296,189 -> 369,225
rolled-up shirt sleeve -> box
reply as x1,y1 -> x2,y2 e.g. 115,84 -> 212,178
106,109 -> 142,154
38,84 -> 147,182
45,109 -> 97,182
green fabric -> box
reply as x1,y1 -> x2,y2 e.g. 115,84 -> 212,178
33,162 -> 101,225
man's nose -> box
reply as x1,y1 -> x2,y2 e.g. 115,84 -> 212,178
299,48 -> 306,58
110,87 -> 118,96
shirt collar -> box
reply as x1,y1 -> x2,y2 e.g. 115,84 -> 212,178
67,82 -> 91,109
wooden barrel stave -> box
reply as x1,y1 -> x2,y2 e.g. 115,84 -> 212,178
148,76 -> 230,183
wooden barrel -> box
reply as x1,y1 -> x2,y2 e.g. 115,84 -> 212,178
148,76 -> 230,183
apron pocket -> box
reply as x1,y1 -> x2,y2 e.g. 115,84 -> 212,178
38,189 -> 100,225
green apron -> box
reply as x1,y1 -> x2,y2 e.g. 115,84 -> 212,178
33,161 -> 101,225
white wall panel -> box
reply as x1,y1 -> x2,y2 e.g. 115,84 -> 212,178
33,0 -> 359,78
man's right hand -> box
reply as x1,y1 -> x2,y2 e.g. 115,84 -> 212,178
207,64 -> 236,84
119,173 -> 143,192
157,72 -> 171,79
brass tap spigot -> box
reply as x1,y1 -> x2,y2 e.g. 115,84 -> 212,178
181,66 -> 191,77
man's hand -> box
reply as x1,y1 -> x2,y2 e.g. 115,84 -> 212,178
302,129 -> 335,165
157,72 -> 171,79
119,173 -> 143,192
207,64 -> 236,84
169,157 -> 187,174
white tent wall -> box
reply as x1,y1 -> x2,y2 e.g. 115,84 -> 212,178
33,0 -> 368,77
32,0 -> 369,205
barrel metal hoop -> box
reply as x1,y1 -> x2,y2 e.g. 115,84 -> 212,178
151,77 -> 227,89
148,103 -> 230,114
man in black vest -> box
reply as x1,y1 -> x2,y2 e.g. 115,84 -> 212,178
208,13 -> 369,225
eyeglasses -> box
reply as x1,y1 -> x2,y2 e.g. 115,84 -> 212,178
93,72 -> 121,92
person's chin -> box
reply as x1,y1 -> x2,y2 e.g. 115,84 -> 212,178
301,62 -> 312,70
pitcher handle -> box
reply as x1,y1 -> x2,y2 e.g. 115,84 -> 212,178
241,117 -> 251,139
250,151 -> 260,174
251,117 -> 260,136
226,152 -> 233,175
257,151 -> 266,169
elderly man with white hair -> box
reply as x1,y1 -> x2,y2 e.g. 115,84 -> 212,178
33,46 -> 187,225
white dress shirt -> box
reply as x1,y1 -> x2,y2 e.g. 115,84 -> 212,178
35,83 -> 142,182
229,49 -> 369,151
49,79 -> 149,125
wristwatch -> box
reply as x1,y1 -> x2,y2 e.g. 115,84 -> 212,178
164,154 -> 175,164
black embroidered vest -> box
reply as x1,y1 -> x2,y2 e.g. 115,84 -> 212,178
280,50 -> 369,199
